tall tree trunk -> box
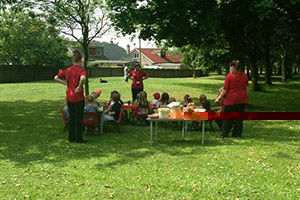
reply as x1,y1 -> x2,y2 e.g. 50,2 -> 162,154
281,48 -> 287,83
249,58 -> 260,91
83,31 -> 90,96
260,67 -> 263,75
223,25 -> 246,71
264,42 -> 273,85
193,66 -> 196,78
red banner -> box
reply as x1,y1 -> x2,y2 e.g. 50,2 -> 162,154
208,112 -> 300,120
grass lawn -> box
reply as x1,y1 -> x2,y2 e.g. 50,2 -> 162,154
0,75 -> 299,199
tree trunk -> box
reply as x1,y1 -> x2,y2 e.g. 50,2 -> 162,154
223,25 -> 246,71
264,43 -> 273,85
82,32 -> 90,96
193,66 -> 196,78
249,58 -> 260,91
260,67 -> 263,75
281,48 -> 287,83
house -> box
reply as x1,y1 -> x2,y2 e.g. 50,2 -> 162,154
128,47 -> 184,69
88,42 -> 136,66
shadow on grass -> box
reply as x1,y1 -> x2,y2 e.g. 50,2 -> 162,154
0,100 -> 299,170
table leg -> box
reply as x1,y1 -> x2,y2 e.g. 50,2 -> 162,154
181,121 -> 185,139
202,121 -> 205,145
100,112 -> 104,136
150,121 -> 153,146
155,121 -> 158,141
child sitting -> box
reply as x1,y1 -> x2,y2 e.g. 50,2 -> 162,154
91,88 -> 102,106
152,92 -> 160,107
136,91 -> 152,125
103,92 -> 122,121
108,90 -> 124,106
199,94 -> 207,109
84,95 -> 99,134
84,95 -> 98,112
156,92 -> 169,108
201,99 -> 212,112
183,94 -> 193,107
169,97 -> 177,103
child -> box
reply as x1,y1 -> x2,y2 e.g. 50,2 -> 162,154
199,94 -> 207,109
103,92 -> 122,121
136,91 -> 152,125
91,88 -> 101,106
152,92 -> 160,107
201,99 -> 212,112
84,95 -> 99,134
169,97 -> 177,103
108,90 -> 124,106
183,94 -> 193,107
84,95 -> 98,112
156,92 -> 169,108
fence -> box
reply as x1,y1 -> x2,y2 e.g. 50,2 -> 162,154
0,65 -> 205,83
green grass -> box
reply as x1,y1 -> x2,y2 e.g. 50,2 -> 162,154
0,75 -> 299,199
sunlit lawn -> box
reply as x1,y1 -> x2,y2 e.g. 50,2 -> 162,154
0,75 -> 299,199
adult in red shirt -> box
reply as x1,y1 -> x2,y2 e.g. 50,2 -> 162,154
128,64 -> 148,102
54,50 -> 87,143
215,60 -> 249,138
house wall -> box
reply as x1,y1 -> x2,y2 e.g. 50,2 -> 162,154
130,49 -> 153,66
0,65 -> 205,83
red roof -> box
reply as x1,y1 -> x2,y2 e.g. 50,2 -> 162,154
136,48 -> 181,64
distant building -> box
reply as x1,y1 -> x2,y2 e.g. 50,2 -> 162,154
88,42 -> 136,66
129,47 -> 184,69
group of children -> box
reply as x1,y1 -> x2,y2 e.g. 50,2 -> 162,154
62,87 -> 225,133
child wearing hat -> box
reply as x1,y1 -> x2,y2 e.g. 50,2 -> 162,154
91,88 -> 101,106
152,92 -> 160,107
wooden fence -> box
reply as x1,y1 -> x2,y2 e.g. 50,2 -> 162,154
0,65 -> 205,83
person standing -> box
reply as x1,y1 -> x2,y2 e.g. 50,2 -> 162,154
128,64 -> 148,102
54,50 -> 87,143
123,65 -> 129,83
215,60 -> 249,138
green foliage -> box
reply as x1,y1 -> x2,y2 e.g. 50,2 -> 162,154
41,0 -> 112,95
0,8 -> 67,66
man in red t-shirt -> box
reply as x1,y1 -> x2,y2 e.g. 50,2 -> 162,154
54,50 -> 87,143
128,64 -> 148,102
215,60 -> 248,138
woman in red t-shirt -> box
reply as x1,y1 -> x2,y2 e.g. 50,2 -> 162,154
54,50 -> 87,143
128,64 -> 148,102
215,60 -> 249,138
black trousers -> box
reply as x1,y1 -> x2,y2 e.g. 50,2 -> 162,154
222,104 -> 246,137
67,100 -> 84,141
131,88 -> 143,102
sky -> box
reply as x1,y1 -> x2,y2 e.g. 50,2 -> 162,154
94,32 -> 157,50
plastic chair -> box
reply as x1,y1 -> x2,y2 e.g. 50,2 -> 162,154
104,107 -> 124,133
133,106 -> 151,125
59,108 -> 69,133
82,112 -> 100,134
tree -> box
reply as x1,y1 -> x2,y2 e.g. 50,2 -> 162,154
0,7 -> 67,66
42,0 -> 111,95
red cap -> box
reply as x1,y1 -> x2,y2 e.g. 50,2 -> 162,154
153,92 -> 160,100
93,89 -> 102,97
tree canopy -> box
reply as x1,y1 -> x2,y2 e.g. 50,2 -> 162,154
108,0 -> 300,90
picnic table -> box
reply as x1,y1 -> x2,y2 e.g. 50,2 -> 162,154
147,112 -> 208,146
